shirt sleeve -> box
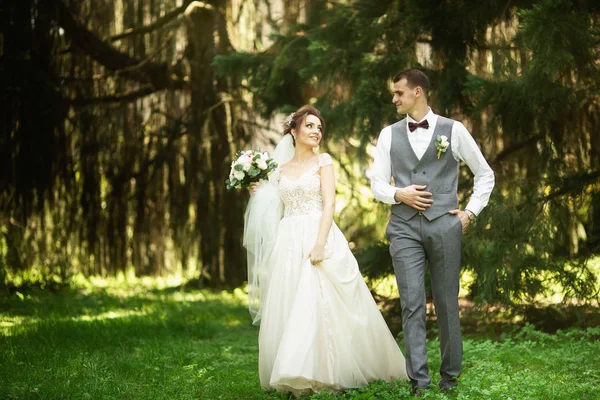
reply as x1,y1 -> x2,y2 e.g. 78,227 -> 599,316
451,122 -> 495,215
369,126 -> 399,205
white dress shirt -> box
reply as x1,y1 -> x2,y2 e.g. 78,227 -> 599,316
370,108 -> 495,215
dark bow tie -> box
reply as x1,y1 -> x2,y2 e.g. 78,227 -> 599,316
408,120 -> 429,132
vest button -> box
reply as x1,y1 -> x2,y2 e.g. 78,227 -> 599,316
423,171 -> 426,174
412,169 -> 417,173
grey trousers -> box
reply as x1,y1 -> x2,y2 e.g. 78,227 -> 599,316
386,212 -> 463,389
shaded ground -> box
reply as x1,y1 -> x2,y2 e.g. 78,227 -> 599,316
376,294 -> 600,340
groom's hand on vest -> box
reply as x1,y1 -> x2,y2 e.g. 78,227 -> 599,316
394,185 -> 433,211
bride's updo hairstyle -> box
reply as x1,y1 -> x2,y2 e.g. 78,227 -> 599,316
283,105 -> 325,146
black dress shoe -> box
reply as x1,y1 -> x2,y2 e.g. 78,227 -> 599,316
411,386 -> 428,397
439,377 -> 458,391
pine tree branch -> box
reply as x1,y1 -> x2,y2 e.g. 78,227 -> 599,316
50,0 -> 186,90
107,1 -> 219,42
109,2 -> 191,42
490,134 -> 544,167
68,87 -> 159,105
416,38 -> 520,51
539,170 -> 600,204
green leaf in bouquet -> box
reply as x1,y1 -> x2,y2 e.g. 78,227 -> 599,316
240,178 -> 251,188
234,164 -> 244,171
248,166 -> 261,178
225,178 -> 239,190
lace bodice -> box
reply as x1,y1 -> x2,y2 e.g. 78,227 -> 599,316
279,153 -> 333,218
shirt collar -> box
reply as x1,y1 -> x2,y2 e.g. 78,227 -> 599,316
407,107 -> 435,124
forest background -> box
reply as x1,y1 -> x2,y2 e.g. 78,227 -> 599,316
2,0 -> 599,309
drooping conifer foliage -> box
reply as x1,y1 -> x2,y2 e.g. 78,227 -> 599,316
1,0 -> 599,303
214,0 -> 600,304
1,0 -> 272,288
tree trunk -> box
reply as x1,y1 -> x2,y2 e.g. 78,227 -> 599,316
186,1 -> 247,287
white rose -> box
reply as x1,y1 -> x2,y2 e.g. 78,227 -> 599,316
256,159 -> 268,170
233,170 -> 245,180
440,135 -> 449,148
237,155 -> 251,171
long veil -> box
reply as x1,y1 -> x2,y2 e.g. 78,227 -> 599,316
244,133 -> 295,325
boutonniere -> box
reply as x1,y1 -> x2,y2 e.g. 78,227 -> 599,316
435,135 -> 450,159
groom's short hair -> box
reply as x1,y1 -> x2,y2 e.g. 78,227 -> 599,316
393,69 -> 430,97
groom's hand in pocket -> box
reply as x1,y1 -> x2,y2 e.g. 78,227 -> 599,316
394,185 -> 433,211
449,209 -> 470,232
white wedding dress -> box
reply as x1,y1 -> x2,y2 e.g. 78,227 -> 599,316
258,153 -> 408,396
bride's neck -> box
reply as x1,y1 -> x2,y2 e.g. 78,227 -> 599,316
293,147 -> 315,163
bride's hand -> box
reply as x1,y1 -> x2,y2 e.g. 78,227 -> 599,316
309,244 -> 325,266
249,182 -> 261,193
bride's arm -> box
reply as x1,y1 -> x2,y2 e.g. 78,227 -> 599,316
309,162 -> 335,265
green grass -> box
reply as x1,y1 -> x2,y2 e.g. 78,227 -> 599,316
1,279 -> 599,400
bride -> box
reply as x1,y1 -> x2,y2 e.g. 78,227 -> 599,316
244,105 -> 407,396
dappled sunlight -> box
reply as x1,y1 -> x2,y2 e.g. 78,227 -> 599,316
460,270 -> 475,298
2,277 -> 599,399
368,257 -> 600,307
0,277 -> 255,341
81,274 -> 188,298
225,319 -> 245,328
366,271 -> 480,300
0,316 -> 29,336
71,275 -> 251,308
229,286 -> 250,304
2,0 -> 599,397
168,291 -> 208,303
365,274 -> 398,299
73,308 -> 151,322
1,308 -> 153,337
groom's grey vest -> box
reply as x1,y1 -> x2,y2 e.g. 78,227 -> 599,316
390,116 -> 459,221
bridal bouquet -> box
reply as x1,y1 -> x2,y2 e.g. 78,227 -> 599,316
226,149 -> 278,190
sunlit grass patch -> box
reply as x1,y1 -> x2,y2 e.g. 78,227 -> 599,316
1,277 -> 599,399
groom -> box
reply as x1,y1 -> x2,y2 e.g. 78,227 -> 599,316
370,69 -> 494,395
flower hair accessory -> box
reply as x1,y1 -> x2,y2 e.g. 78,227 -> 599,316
284,112 -> 295,128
